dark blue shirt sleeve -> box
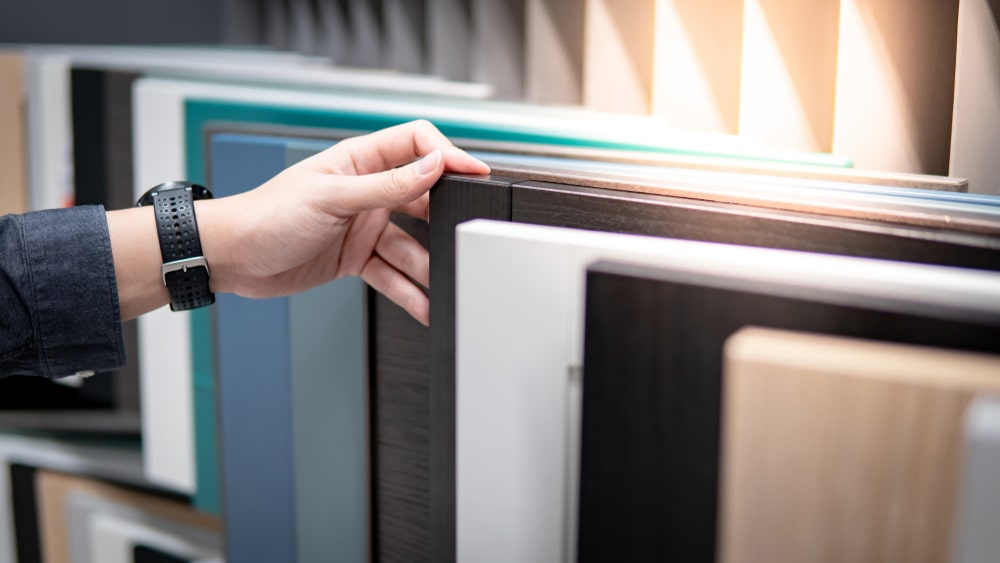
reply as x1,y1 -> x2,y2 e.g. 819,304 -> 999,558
0,205 -> 125,378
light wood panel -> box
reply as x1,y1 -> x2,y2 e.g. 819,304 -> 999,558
583,0 -> 655,113
525,0 -> 584,105
652,0 -> 742,133
720,327 -> 1000,563
472,0 -> 525,100
738,0 -> 840,151
949,0 -> 1000,195
832,0 -> 960,174
0,51 -> 27,216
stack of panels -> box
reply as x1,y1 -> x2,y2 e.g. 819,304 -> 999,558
159,76 -> 855,516
454,219 -> 1000,563
237,0 -> 1000,192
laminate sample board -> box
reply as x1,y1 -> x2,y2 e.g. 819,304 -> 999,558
0,50 -> 27,215
652,0 -> 742,134
431,171 -> 1000,562
80,501 -> 220,563
525,0 -> 583,105
949,0 -> 1000,195
738,0 -> 840,152
384,0 -> 426,73
0,434 -> 144,563
578,255 -> 1000,562
583,0 -> 655,113
953,396 -> 1000,563
832,0 -> 960,175
426,0 -> 472,81
210,134 -> 368,563
719,328 -> 1000,563
35,470 -> 218,563
472,0 -> 525,100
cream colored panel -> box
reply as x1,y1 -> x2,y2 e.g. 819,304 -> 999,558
949,0 -> 1000,195
738,0 -> 839,152
832,0 -> 960,174
720,327 -> 1000,563
525,0 -> 584,105
652,0 -> 742,133
583,0 -> 655,113
0,51 -> 27,215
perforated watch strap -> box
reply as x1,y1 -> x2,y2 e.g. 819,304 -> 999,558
150,188 -> 215,311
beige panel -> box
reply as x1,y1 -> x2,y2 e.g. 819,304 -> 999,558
719,327 -> 1000,563
525,0 -> 584,105
832,0 -> 960,174
0,51 -> 27,216
651,0 -> 743,133
583,0 -> 655,114
949,0 -> 1000,195
36,470 -> 220,563
738,0 -> 840,152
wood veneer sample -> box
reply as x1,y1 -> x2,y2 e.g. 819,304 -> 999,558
737,0 -> 840,152
833,0 -> 960,175
949,0 -> 1000,195
652,0 -> 742,134
525,0 -> 584,105
719,327 -> 1000,563
583,0 -> 655,113
426,0 -> 472,81
0,50 -> 27,215
472,0 -> 525,99
36,470 -> 219,563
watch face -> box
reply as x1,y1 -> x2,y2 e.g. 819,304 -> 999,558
136,182 -> 213,207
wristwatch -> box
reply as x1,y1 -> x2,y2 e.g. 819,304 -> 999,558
136,181 -> 215,311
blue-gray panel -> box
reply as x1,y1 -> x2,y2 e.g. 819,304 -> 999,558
953,396 -> 1000,563
213,134 -> 297,563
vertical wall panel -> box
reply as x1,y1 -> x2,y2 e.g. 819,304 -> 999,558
651,0 -> 743,133
384,0 -> 426,73
426,0 -> 472,81
719,328 -> 1000,563
0,52 -> 27,215
738,0 -> 840,151
525,0 -> 584,105
832,0 -> 960,174
472,0 -> 525,99
583,0 -> 656,113
949,0 -> 1000,195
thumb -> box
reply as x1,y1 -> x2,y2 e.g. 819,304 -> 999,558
327,149 -> 443,214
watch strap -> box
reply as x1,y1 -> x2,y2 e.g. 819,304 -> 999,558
150,187 -> 215,311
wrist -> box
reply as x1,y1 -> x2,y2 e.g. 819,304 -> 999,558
193,198 -> 238,296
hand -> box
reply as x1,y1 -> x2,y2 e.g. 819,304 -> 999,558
109,120 -> 490,325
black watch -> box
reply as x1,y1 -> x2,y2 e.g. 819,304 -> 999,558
136,181 -> 215,311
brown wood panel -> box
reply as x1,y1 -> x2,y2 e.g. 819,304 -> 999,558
0,50 -> 27,215
720,328 -> 1000,563
428,175 -> 513,563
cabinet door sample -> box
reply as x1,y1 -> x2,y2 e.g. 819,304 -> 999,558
579,253 -> 1000,562
949,0 -> 1000,195
833,0 -> 960,174
719,328 -> 1000,563
0,51 -> 27,215
952,396 -> 1000,563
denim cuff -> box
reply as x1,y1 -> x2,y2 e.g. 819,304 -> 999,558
20,206 -> 125,378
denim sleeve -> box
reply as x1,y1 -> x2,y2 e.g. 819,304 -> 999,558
0,205 -> 125,378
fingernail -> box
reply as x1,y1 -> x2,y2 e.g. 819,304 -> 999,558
417,149 -> 442,176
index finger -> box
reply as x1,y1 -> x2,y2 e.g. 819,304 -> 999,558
339,120 -> 490,175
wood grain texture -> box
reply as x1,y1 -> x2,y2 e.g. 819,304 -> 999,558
720,328 -> 1000,563
36,470 -> 219,563
428,175 -> 514,563
372,214 -> 432,563
511,182 -> 1000,271
577,261 -> 1000,563
0,51 -> 27,215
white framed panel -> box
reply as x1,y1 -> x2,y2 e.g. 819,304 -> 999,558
454,219 -> 1000,563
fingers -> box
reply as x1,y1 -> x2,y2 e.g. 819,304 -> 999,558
393,192 -> 429,222
375,222 -> 429,288
341,120 -> 490,175
362,254 -> 430,326
327,148 -> 443,215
